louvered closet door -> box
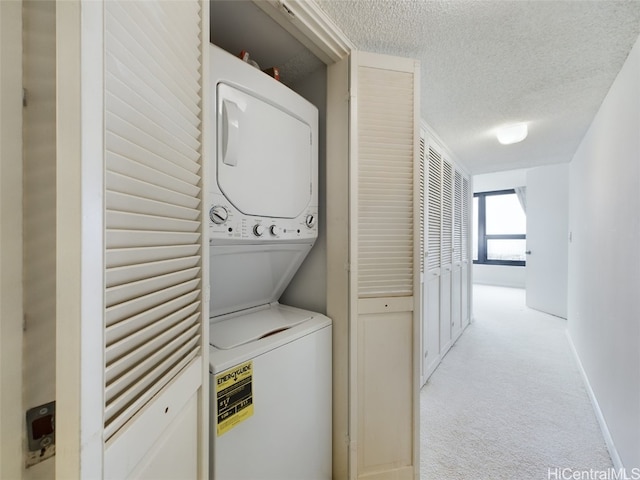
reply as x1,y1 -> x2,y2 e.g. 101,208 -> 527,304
103,1 -> 206,477
353,51 -> 419,480
451,170 -> 463,340
426,145 -> 442,274
419,135 -> 436,386
462,177 -> 470,262
441,159 -> 453,269
454,171 -> 463,264
439,158 -> 453,353
424,141 -> 442,379
357,69 -> 414,297
461,176 -> 471,327
419,137 -> 426,276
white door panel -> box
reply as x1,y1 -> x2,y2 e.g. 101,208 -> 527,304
439,270 -> 452,355
451,266 -> 462,340
104,362 -> 202,479
461,263 -> 470,327
129,395 -> 198,480
525,164 -> 569,318
423,275 -> 441,382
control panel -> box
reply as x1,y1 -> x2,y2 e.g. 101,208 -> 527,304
208,193 -> 318,242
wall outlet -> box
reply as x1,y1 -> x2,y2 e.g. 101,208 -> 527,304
25,401 -> 55,468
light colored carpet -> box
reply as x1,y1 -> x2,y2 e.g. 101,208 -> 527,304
420,285 -> 612,480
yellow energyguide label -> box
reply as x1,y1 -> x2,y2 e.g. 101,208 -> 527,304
215,361 -> 254,436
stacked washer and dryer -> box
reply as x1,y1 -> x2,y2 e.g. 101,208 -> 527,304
207,44 -> 332,480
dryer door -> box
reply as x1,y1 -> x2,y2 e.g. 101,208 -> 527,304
216,83 -> 313,219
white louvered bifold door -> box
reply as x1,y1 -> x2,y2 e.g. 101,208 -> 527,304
102,1 -> 206,477
352,51 -> 419,480
462,177 -> 470,262
450,169 -> 463,340
426,146 -> 442,273
357,67 -> 414,297
454,170 -> 463,264
424,142 -> 443,372
439,158 -> 453,353
419,136 -> 426,275
461,176 -> 471,327
441,159 -> 453,268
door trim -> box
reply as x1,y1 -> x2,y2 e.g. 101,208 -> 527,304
0,1 -> 24,477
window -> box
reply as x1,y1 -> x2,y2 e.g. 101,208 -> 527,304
473,189 -> 526,266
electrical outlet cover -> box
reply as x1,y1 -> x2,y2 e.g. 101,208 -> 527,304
25,401 -> 56,468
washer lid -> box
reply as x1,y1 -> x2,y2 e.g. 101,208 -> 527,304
210,305 -> 314,350
209,242 -> 313,318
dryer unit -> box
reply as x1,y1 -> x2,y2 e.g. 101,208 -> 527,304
207,44 -> 331,480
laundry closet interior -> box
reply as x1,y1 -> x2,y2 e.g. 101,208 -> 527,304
207,2 -> 332,477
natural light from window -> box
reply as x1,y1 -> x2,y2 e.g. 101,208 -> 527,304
485,195 -> 526,234
474,190 -> 527,265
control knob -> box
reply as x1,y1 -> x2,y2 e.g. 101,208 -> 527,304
210,205 -> 229,225
305,214 -> 316,228
269,225 -> 281,236
253,224 -> 266,237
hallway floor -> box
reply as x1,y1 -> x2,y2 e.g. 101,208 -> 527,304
420,285 -> 612,480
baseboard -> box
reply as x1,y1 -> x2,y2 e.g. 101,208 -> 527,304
421,355 -> 441,386
472,280 -> 526,289
358,465 -> 414,480
453,320 -> 470,343
439,340 -> 452,359
565,329 -> 623,469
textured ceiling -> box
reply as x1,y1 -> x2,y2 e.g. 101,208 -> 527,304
315,0 -> 640,173
212,1 -> 640,174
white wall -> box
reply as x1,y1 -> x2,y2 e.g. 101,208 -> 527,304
473,168 -> 527,192
473,264 -> 526,289
280,66 -> 328,314
568,35 -> 640,469
473,168 -> 527,288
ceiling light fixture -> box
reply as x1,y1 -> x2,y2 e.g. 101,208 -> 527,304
496,123 -> 528,145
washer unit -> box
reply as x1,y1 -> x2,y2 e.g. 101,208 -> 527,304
208,44 -> 331,480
